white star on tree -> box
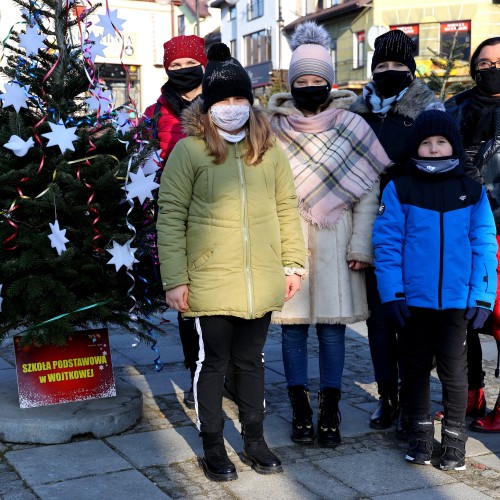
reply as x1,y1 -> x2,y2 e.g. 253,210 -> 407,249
114,109 -> 131,134
141,149 -> 162,175
85,88 -> 114,113
84,32 -> 107,61
96,9 -> 125,37
48,220 -> 69,256
41,120 -> 79,154
107,240 -> 138,271
0,82 -> 30,112
124,168 -> 160,204
19,24 -> 46,55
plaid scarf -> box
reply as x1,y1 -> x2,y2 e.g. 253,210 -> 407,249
270,107 -> 390,228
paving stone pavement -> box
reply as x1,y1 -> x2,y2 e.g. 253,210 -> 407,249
0,310 -> 499,499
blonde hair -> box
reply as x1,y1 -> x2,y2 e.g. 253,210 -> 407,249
201,106 -> 274,165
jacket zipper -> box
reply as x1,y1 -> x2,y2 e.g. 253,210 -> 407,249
438,185 -> 444,309
235,144 -> 254,317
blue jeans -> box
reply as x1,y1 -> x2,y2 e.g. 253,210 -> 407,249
281,323 -> 346,390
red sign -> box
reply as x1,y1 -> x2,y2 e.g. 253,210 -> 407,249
14,329 -> 116,408
391,25 -> 419,36
440,21 -> 471,33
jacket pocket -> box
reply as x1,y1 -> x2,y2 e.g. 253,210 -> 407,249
189,248 -> 215,270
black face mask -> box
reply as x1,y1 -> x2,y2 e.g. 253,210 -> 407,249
476,68 -> 500,96
166,65 -> 203,93
372,70 -> 413,98
291,84 -> 331,112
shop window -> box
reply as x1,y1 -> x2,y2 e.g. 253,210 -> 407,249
390,24 -> 419,56
440,21 -> 471,61
178,15 -> 185,36
96,64 -> 141,111
229,6 -> 236,20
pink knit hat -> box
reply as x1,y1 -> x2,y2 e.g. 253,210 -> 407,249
163,35 -> 208,72
288,22 -> 334,86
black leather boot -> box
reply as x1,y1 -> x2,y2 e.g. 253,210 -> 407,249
241,421 -> 283,474
288,385 -> 314,444
370,395 -> 398,429
199,431 -> 237,482
440,420 -> 467,471
317,388 -> 341,448
396,408 -> 409,440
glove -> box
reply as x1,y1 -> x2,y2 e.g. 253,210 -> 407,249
465,307 -> 491,330
382,300 -> 411,329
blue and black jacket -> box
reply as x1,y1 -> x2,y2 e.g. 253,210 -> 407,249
373,161 -> 497,310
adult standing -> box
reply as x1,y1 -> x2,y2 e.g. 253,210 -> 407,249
446,36 -> 500,433
350,29 -> 445,434
143,35 -> 207,409
268,21 -> 391,447
157,43 -> 306,481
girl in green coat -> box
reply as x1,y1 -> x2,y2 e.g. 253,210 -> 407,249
156,43 -> 305,482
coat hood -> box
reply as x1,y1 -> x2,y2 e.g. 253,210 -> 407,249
181,97 -> 206,137
268,90 -> 357,116
350,79 -> 443,120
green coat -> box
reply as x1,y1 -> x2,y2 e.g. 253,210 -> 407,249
157,113 -> 305,319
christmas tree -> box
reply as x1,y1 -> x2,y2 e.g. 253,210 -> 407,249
0,0 -> 165,347
423,31 -> 473,100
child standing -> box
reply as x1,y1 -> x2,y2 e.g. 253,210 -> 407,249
157,43 -> 305,482
372,109 -> 497,470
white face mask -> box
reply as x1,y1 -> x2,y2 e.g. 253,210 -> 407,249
210,104 -> 250,132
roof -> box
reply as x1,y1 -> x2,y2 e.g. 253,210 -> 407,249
284,0 -> 372,31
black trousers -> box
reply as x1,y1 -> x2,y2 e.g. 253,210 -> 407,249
194,313 -> 271,433
366,268 -> 399,397
399,307 -> 468,423
178,312 -> 198,376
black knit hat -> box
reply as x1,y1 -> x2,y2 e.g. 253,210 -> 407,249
371,29 -> 417,74
410,110 -> 463,157
202,43 -> 254,113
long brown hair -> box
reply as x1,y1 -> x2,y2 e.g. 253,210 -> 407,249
201,106 -> 274,165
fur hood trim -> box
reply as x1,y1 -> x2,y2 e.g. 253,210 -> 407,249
350,79 -> 443,120
268,90 -> 357,116
181,98 -> 206,137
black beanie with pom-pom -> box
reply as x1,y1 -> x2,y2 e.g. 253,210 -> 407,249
202,43 -> 254,113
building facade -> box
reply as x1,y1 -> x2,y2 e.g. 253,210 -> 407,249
0,0 -> 220,112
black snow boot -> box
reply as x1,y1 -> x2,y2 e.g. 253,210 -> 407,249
405,416 -> 434,465
199,431 -> 237,482
440,420 -> 467,471
317,388 -> 342,448
241,421 -> 283,475
288,385 -> 314,444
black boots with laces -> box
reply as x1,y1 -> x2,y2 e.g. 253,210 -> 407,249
317,388 -> 342,448
288,385 -> 315,444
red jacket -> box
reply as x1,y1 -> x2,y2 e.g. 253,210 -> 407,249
143,93 -> 186,164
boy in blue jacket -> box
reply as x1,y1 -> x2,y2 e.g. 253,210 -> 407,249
372,109 -> 497,471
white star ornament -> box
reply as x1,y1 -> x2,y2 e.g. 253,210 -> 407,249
141,149 -> 162,175
48,220 -> 69,256
19,25 -> 46,55
96,9 -> 125,37
41,120 -> 79,154
124,168 -> 160,204
0,83 -> 30,112
107,241 -> 138,271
